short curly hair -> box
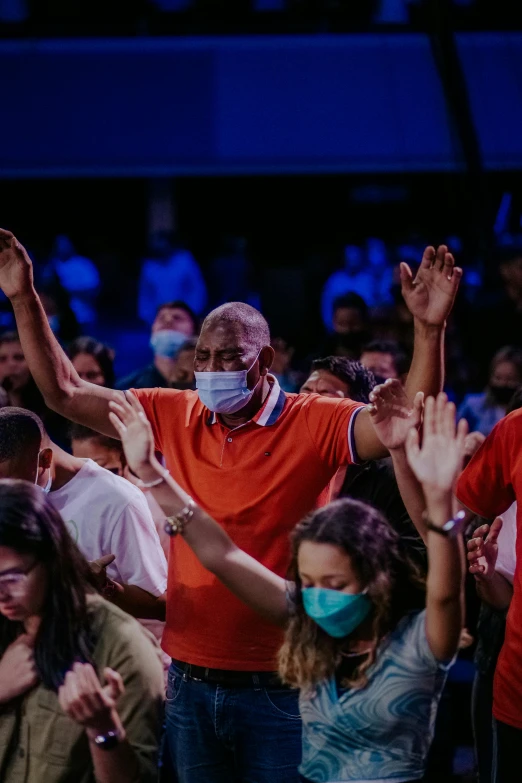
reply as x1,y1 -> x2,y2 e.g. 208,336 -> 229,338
310,356 -> 376,403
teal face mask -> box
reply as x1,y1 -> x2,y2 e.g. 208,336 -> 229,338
302,586 -> 371,638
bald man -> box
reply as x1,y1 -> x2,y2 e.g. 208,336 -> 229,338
0,228 -> 462,783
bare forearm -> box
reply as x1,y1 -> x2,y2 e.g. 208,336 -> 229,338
110,585 -> 166,621
426,499 -> 464,604
405,322 -> 444,402
389,447 -> 428,543
11,290 -> 120,434
476,573 -> 513,611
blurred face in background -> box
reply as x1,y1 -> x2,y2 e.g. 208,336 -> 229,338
71,353 -> 106,386
152,307 -> 195,338
332,307 -> 365,336
270,338 -> 294,376
360,350 -> 398,382
72,437 -> 124,477
0,340 -> 30,390
300,370 -> 349,399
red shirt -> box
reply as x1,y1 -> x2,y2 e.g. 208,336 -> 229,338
132,377 -> 364,670
456,410 -> 522,728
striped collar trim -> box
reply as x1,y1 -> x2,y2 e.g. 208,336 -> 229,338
207,375 -> 286,427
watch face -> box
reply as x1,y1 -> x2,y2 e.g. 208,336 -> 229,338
94,732 -> 119,750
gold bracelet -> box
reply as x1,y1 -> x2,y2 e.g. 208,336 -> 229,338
164,499 -> 196,537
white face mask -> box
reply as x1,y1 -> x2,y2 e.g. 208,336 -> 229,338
195,352 -> 261,414
35,451 -> 52,494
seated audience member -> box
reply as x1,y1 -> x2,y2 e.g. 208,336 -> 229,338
111,388 -> 465,783
116,300 -> 198,390
0,331 -> 45,412
301,358 -> 424,564
70,423 -> 170,561
68,336 -> 115,387
0,408 -> 167,620
0,481 -> 163,783
458,346 -> 522,436
138,232 -> 207,325
360,339 -> 410,385
321,293 -> 372,360
45,234 -> 100,327
39,286 -> 80,344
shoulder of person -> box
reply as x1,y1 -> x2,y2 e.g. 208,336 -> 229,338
88,595 -> 164,673
82,460 -> 150,507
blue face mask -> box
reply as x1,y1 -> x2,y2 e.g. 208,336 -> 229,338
195,353 -> 260,414
302,586 -> 371,638
150,330 -> 187,359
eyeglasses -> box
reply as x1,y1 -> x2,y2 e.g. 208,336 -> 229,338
0,561 -> 38,599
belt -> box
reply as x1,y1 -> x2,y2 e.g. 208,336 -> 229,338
171,659 -> 288,688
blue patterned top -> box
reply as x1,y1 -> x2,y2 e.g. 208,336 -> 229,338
299,610 -> 452,783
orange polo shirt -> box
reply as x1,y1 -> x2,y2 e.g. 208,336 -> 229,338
132,377 -> 364,671
457,410 -> 522,729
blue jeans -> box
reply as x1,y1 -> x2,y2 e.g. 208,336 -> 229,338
164,661 -> 302,783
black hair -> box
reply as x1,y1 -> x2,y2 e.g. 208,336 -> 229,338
332,292 -> 368,321
155,300 -> 199,335
311,356 -> 376,403
490,346 -> 522,380
0,480 -> 96,690
67,337 -> 115,388
69,422 -> 122,453
0,408 -> 44,463
361,339 -> 410,377
0,331 -> 21,348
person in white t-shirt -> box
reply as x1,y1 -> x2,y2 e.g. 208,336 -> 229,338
0,407 -> 167,621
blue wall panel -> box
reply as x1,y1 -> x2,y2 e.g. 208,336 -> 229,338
0,35 -> 458,176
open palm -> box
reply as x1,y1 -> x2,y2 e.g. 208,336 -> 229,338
0,229 -> 34,300
406,393 -> 468,500
401,245 -> 462,327
108,394 -> 156,475
368,379 -> 423,451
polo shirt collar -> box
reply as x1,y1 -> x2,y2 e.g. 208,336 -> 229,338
206,374 -> 286,427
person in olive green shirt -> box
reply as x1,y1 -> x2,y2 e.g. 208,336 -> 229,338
0,480 -> 164,783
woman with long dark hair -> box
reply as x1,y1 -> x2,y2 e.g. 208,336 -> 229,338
110,383 -> 466,783
0,481 -> 164,783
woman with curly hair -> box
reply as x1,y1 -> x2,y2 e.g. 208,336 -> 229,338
109,383 -> 466,783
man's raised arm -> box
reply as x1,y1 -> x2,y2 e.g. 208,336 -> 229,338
0,229 -> 123,436
355,245 -> 462,461
401,244 -> 462,401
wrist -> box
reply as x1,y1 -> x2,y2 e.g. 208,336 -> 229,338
414,320 -> 445,339
424,495 -> 453,525
10,286 -> 37,307
131,457 -> 163,483
86,712 -> 124,743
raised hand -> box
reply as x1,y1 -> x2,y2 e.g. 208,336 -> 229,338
0,229 -> 34,300
108,394 -> 156,478
400,245 -> 462,327
58,662 -> 125,738
405,393 -> 468,507
0,634 -> 38,704
368,378 -> 423,451
467,518 -> 502,582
